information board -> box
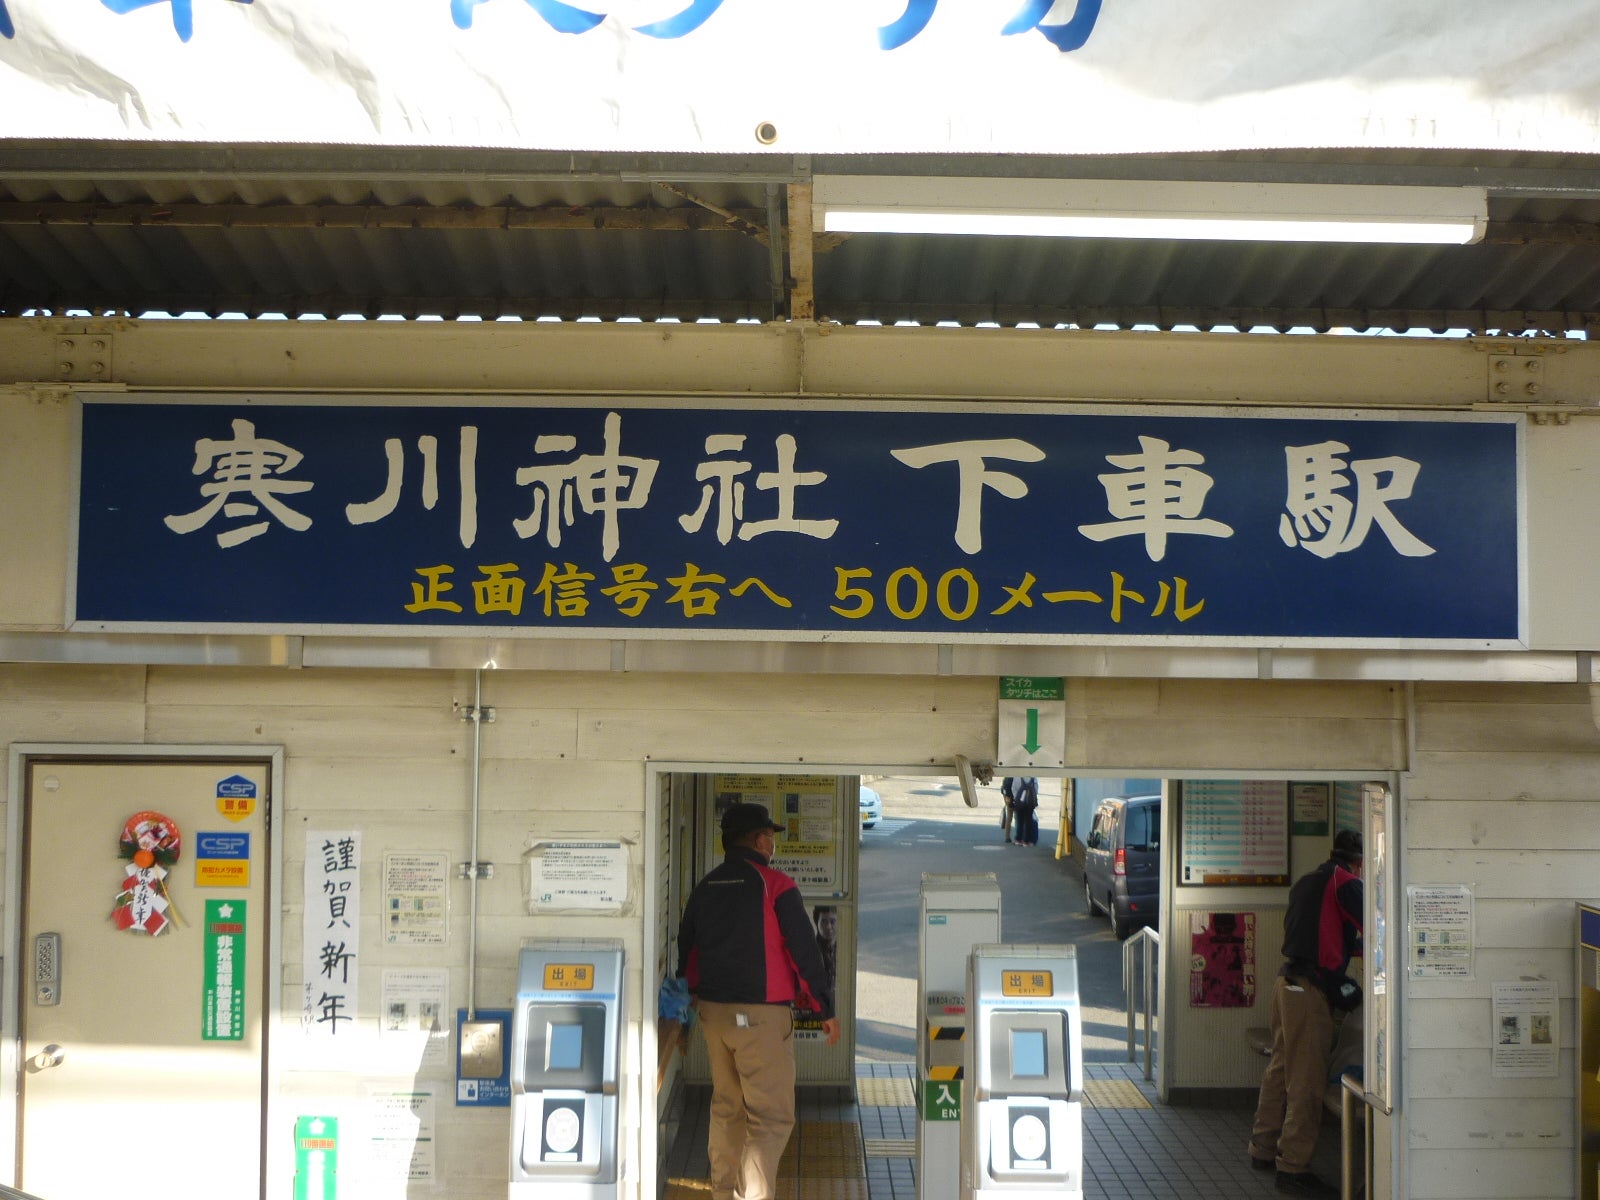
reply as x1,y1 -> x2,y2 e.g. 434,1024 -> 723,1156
1178,780 -> 1290,886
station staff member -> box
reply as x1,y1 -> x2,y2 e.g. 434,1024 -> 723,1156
1249,829 -> 1364,1197
678,802 -> 840,1200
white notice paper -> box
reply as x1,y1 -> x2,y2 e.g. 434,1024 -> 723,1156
1407,884 -> 1474,979
364,1086 -> 437,1191
524,840 -> 629,912
382,851 -> 450,945
1492,980 -> 1557,1078
381,968 -> 451,1068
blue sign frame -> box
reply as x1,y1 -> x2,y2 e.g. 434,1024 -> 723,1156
72,396 -> 1522,644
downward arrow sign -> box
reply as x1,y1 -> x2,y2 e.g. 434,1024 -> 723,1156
1022,707 -> 1042,754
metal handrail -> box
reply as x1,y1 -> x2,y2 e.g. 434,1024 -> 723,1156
1339,1073 -> 1374,1200
1121,926 -> 1160,1080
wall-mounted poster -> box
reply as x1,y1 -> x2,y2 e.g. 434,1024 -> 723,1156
1189,912 -> 1256,1008
709,774 -> 842,891
1407,884 -> 1475,980
1178,781 -> 1290,886
1492,980 -> 1558,1079
794,902 -> 852,1042
1290,783 -> 1330,836
1334,781 -> 1365,842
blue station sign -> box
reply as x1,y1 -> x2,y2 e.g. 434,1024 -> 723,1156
72,397 -> 1521,645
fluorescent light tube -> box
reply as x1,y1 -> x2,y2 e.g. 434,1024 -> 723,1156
813,177 -> 1488,245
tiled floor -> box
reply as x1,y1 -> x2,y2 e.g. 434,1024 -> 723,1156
665,1058 -> 1348,1200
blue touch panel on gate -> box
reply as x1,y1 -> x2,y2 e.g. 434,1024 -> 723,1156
547,1023 -> 584,1071
73,399 -> 1521,643
1011,1029 -> 1047,1078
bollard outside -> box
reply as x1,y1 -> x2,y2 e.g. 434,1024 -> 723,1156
1121,927 -> 1160,1081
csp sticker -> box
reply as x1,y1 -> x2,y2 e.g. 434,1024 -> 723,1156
196,830 -> 251,888
216,774 -> 257,823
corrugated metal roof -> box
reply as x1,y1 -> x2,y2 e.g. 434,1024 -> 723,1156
3,146 -> 1600,333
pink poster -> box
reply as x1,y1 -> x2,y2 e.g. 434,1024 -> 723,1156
1189,912 -> 1256,1008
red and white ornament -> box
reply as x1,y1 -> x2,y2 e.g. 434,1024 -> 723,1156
112,811 -> 182,936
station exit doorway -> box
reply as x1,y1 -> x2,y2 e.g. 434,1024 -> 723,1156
649,766 -> 1392,1200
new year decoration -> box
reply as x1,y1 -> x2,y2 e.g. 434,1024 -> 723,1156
112,811 -> 184,934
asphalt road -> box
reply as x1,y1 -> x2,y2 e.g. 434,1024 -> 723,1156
853,775 -> 1146,1064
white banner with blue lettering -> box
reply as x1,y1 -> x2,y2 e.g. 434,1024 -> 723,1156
72,395 -> 1523,646
0,1 -> 1597,154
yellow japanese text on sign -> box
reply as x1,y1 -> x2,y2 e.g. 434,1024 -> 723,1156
1001,971 -> 1053,998
543,964 -> 595,991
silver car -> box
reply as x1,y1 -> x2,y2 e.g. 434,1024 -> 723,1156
859,784 -> 883,829
1083,793 -> 1161,939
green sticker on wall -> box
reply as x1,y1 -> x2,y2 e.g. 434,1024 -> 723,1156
202,898 -> 247,1041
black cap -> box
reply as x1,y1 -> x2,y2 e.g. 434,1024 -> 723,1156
1333,829 -> 1363,863
721,802 -> 783,839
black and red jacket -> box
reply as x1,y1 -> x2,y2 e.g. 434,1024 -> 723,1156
1281,856 -> 1363,999
677,845 -> 834,1020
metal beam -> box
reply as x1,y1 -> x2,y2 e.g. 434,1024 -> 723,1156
0,142 -> 810,184
810,301 -> 1600,335
0,199 -> 773,233
0,287 -> 775,323
5,286 -> 1594,335
764,184 -> 785,320
786,183 -> 815,322
5,200 -> 1600,255
5,141 -> 1600,197
1484,222 -> 1600,246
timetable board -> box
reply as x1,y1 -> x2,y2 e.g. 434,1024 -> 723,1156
1178,780 -> 1291,886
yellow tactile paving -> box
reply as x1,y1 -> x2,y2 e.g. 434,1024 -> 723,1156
775,1178 -> 868,1200
674,1120 -> 869,1199
855,1076 -> 915,1108
1083,1079 -> 1152,1109
673,1174 -> 869,1197
862,1137 -> 916,1158
663,1179 -> 712,1199
780,1121 -> 866,1175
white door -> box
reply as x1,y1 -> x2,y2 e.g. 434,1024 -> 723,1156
19,756 -> 271,1200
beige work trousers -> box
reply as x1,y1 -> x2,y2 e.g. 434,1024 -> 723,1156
697,1000 -> 797,1200
1249,975 -> 1335,1173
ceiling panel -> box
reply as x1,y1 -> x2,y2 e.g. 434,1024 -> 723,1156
3,147 -> 1599,334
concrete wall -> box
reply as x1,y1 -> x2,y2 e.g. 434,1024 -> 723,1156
0,662 -> 999,1199
1403,683 -> 1600,1200
9,666 -> 1599,1199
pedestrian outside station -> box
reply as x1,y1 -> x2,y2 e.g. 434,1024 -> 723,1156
4,4 -> 1600,1200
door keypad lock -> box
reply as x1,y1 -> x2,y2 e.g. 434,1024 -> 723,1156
34,932 -> 60,1006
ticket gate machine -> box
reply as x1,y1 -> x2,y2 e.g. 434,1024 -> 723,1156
961,944 -> 1084,1200
919,873 -> 1001,1200
509,938 -> 624,1200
